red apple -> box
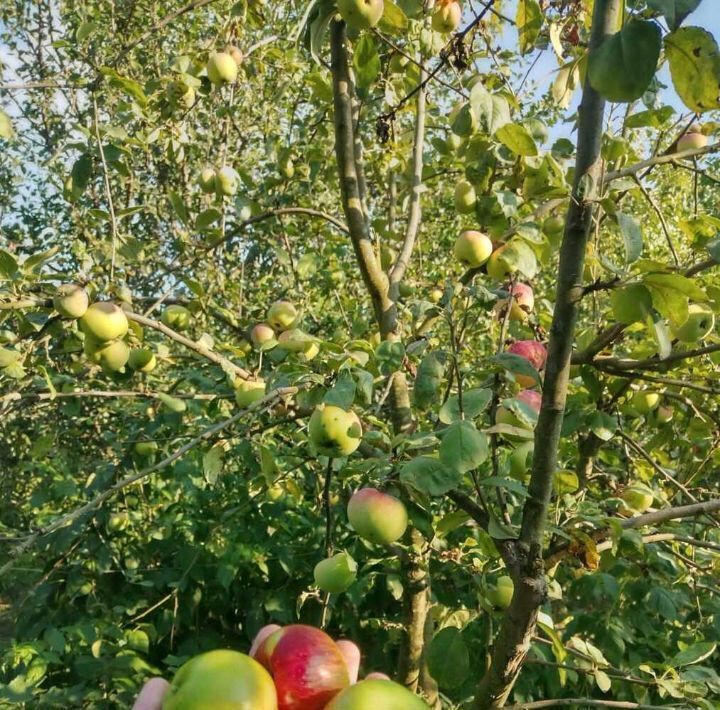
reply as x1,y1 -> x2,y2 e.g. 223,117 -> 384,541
494,282 -> 534,321
507,340 -> 547,386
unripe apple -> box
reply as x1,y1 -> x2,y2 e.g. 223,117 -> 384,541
107,512 -> 128,532
215,166 -> 239,196
87,338 -> 130,373
347,488 -> 408,545
235,378 -> 266,407
267,300 -> 298,331
380,244 -> 397,271
678,124 -> 707,153
509,441 -> 533,483
251,323 -> 277,350
128,347 -> 157,373
166,80 -> 195,109
134,440 -> 159,457
486,245 -> 512,281
620,483 -> 654,514
495,282 -> 534,321
388,52 -> 409,74
542,215 -> 565,241
398,282 -> 415,298
453,230 -> 493,268
162,650 -> 277,709
631,390 -> 660,415
80,302 -> 129,342
198,167 -> 216,193
454,179 -> 476,214
54,284 -> 89,319
431,1 -> 461,33
278,328 -> 313,352
206,51 -> 238,86
308,404 -> 362,456
161,305 -> 192,331
337,0 -> 385,30
655,405 -> 674,424
671,303 -> 715,343
313,552 -> 357,593
487,575 -> 514,610
225,44 -> 244,67
325,679 -> 430,709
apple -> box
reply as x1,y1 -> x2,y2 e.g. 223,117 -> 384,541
364,672 -> 391,681
267,300 -> 298,331
398,282 -> 415,298
308,404 -> 362,457
486,245 -> 512,281
251,323 -> 276,349
87,338 -> 130,373
655,405 -> 674,424
543,215 -> 564,237
453,180 -> 476,214
487,575 -> 514,610
299,341 -> 320,361
250,624 -> 283,664
235,378 -> 266,407
631,390 -> 660,414
495,282 -> 534,321
620,483 -> 654,514
431,1 -> 461,33
453,230 -> 493,268
166,80 -> 195,109
128,348 -> 156,373
496,388 -> 542,429
508,340 -> 547,371
334,640 -> 360,684
313,552 -> 357,593
107,512 -> 128,532
678,124 -> 707,153
337,0 -> 384,30
256,625 -> 350,710
161,650 -> 277,710
325,679 -> 430,709
347,488 -> 408,545
215,166 -> 239,196
54,284 -> 89,319
161,305 -> 192,331
671,303 -> 715,343
429,288 -> 444,303
277,329 -> 312,352
509,441 -> 533,483
206,51 -> 238,86
388,52 -> 409,74
225,44 -> 244,67
80,302 -> 129,342
134,440 -> 159,457
198,168 -> 216,193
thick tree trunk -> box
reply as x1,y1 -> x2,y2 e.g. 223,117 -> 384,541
474,1 -> 622,707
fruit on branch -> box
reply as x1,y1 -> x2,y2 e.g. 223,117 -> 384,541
277,149 -> 295,179
161,650 -> 277,710
206,51 -> 238,86
453,230 -> 493,268
128,347 -> 157,373
313,552 -> 357,593
198,167 -> 216,193
380,244 -> 397,271
86,338 -> 131,373
429,288 -> 444,303
507,339 -> 547,387
267,300 -> 298,331
250,624 -> 283,663
431,1 -> 462,33
225,45 -> 244,67
388,52 -> 409,74
398,282 -> 415,298
161,305 -> 192,331
80,302 -> 129,342
251,323 -> 277,350
677,123 -> 707,152
508,441 -> 533,483
235,378 -> 267,407
308,404 -> 362,456
255,625 -> 350,710
215,166 -> 239,196
277,329 -> 312,351
671,303 -> 715,343
134,440 -> 159,457
487,575 -> 514,610
631,390 -> 660,415
486,244 -> 513,281
334,640 -> 361,684
337,0 -> 385,30
453,179 -> 476,214
495,389 -> 541,430
54,284 -> 89,319
620,483 -> 654,514
364,672 -> 391,681
655,405 -> 674,424
325,678 -> 430,709
347,488 -> 408,544
495,282 -> 534,321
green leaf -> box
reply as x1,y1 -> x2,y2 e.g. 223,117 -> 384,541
324,372 -> 357,409
647,586 -> 678,620
203,445 -> 224,485
0,249 -> 19,278
439,388 -> 492,424
624,105 -> 675,128
374,341 -> 405,376
480,476 -> 528,497
588,411 -> 617,441
665,27 -> 720,112
353,35 -> 380,88
648,0 -> 702,31
426,627 -> 469,689
553,469 -> 579,495
157,393 -> 187,413
378,0 -> 408,32
672,642 -> 717,667
470,82 -> 511,134
496,123 -> 538,157
451,103 -> 478,138
610,284 -> 653,324
168,190 -> 189,225
195,208 -> 222,229
516,0 -> 543,55
439,421 -> 489,474
400,456 -> 460,496
647,313 -> 673,360
413,351 -> 446,410
588,20 -> 662,102
491,353 -> 541,385
616,212 -> 643,264
594,669 -> 612,692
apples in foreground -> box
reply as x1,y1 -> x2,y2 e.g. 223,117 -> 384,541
161,650 -> 277,710
337,0 -> 384,30
54,284 -> 89,319
431,1 -> 461,33
80,302 -> 129,342
453,179 -> 476,214
198,168 -> 216,193
507,339 -> 547,387
308,404 -> 362,457
314,552 -> 357,593
128,347 -> 157,373
621,483 -> 654,514
347,488 -> 408,545
251,323 -> 276,349
631,390 -> 660,415
325,679 -> 430,709
453,230 -> 493,268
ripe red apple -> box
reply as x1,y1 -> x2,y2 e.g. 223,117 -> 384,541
347,488 -> 408,545
507,340 -> 547,387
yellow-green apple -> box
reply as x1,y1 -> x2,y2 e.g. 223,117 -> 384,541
198,167 -> 216,193
80,302 -> 129,342
225,45 -> 244,67
495,282 -> 534,321
161,305 -> 192,331
250,323 -> 276,349
128,348 -> 156,373
215,166 -> 239,196
278,329 -> 314,352
431,1 -> 461,33
671,303 -> 715,343
308,404 -> 362,456
655,405 -> 674,424
334,640 -> 360,684
206,51 -> 238,86
486,244 -> 512,281
87,339 -> 130,373
347,488 -> 408,544
508,441 -> 533,483
161,650 -> 277,710
429,288 -> 444,303
134,440 -> 159,457
299,340 -> 320,361
487,575 -> 514,610
453,230 -> 493,268
267,300 -> 298,331
678,124 -> 707,152
543,215 -> 564,236
54,284 -> 89,319
313,552 -> 357,593
235,379 -> 266,407
620,483 -> 654,514
166,80 -> 195,109
325,679 -> 430,709
454,179 -> 476,214
631,390 -> 660,415
337,0 -> 384,30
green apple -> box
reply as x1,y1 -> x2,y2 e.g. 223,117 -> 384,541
509,441 -> 533,483
87,339 -> 130,373
655,405 -> 674,424
198,168 -> 216,193
313,552 -> 357,593
267,300 -> 298,331
215,166 -> 239,196
128,348 -> 156,373
454,179 -> 476,214
486,245 -> 512,281
235,379 -> 266,407
380,245 -> 397,271
347,488 -> 408,545
277,328 -> 313,352
621,483 -> 654,514
162,650 -> 277,710
337,0 -> 384,30
308,404 -> 362,456
250,323 -> 276,350
398,282 -> 415,298
487,575 -> 514,610
161,305 -> 192,331
671,303 -> 715,343
431,1 -> 461,33
453,230 -> 493,268
206,51 -> 238,86
134,440 -> 159,457
54,284 -> 89,319
325,679 -> 430,709
107,512 -> 128,532
225,45 -> 244,67
80,302 -> 129,342
631,390 -> 660,415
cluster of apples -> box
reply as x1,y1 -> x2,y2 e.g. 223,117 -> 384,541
197,165 -> 240,197
161,624 -> 429,709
